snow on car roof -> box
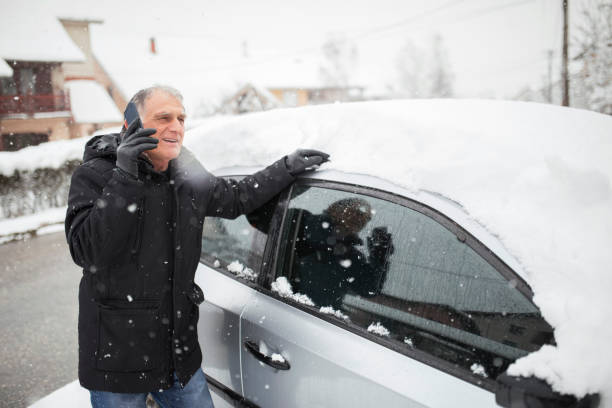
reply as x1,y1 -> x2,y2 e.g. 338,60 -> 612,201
185,99 -> 612,401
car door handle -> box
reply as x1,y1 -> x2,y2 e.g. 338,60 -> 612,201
243,340 -> 291,371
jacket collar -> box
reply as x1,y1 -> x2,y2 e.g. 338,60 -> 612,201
168,147 -> 206,192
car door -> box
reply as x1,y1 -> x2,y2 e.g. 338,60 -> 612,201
239,180 -> 554,408
195,184 -> 280,407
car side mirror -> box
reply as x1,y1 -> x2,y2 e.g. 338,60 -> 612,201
495,373 -> 599,408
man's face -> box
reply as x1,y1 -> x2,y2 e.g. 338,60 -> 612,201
140,91 -> 186,165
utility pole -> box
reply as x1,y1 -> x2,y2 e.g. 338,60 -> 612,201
547,50 -> 554,103
562,0 -> 570,106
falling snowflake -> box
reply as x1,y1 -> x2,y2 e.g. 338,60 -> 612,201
339,259 -> 352,268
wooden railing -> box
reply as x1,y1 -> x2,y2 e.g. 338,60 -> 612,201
0,93 -> 71,116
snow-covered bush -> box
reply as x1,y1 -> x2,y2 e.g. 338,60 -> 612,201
0,160 -> 80,218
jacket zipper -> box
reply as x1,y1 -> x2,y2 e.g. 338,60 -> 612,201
132,199 -> 145,259
171,185 -> 182,386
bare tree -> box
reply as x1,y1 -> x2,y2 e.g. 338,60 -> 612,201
572,0 -> 612,114
392,34 -> 454,98
394,39 -> 427,97
319,33 -> 359,88
428,34 -> 454,97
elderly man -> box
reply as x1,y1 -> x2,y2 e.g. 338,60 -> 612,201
65,85 -> 329,407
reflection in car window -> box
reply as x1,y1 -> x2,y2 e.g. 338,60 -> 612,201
274,184 -> 554,380
200,178 -> 277,282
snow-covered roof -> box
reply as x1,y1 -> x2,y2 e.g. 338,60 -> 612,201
0,5 -> 85,63
0,58 -> 12,77
184,99 -> 612,401
89,34 -> 341,115
65,80 -> 122,124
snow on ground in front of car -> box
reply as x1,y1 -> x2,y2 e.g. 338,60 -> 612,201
270,276 -> 315,306
186,99 -> 612,402
27,380 -> 89,407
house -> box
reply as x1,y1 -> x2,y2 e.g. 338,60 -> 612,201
267,85 -> 364,108
0,12 -> 124,152
215,58 -> 365,115
216,82 -> 365,115
217,83 -> 282,115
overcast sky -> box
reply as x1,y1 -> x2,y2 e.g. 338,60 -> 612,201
6,0 -> 589,103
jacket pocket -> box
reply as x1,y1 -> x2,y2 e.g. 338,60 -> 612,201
177,285 -> 204,361
96,299 -> 162,372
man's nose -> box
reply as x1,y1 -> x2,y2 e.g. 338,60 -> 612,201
168,117 -> 183,132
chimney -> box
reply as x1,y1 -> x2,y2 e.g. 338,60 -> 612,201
150,37 -> 157,55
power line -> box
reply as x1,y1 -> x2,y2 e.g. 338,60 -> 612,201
147,0 -> 472,73
461,55 -> 549,78
447,0 -> 535,25
353,0 -> 468,40
351,0 -> 535,43
181,0 -> 539,74
115,0 -> 542,77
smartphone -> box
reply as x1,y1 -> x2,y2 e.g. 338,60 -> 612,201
122,102 -> 153,161
123,102 -> 141,130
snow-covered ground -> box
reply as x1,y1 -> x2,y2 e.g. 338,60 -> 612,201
0,138 -> 87,177
27,381 -> 89,407
5,99 -> 612,404
0,207 -> 66,244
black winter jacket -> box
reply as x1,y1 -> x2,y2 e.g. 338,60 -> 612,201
65,133 -> 295,392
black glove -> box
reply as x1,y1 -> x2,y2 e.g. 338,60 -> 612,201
367,227 -> 395,265
116,119 -> 158,178
285,149 -> 330,176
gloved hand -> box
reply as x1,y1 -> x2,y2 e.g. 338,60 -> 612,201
285,149 -> 330,176
116,119 -> 158,178
367,226 -> 395,265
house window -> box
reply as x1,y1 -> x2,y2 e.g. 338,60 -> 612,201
0,77 -> 17,95
283,91 -> 298,107
19,68 -> 35,94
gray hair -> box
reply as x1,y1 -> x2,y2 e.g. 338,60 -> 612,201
129,85 -> 184,115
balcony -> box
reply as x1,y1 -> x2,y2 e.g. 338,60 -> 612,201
0,93 -> 71,117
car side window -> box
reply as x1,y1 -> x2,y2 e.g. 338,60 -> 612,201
273,184 -> 554,382
200,177 -> 278,282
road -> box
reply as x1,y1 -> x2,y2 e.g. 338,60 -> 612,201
0,231 -> 81,408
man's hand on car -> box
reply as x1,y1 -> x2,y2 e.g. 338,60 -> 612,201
116,119 -> 158,178
285,149 -> 330,176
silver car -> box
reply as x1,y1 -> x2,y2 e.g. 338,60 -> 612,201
195,168 -> 597,408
